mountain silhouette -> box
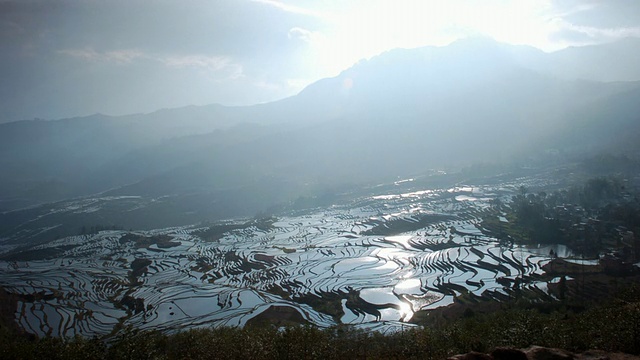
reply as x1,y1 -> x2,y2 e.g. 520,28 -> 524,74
1,37 -> 639,216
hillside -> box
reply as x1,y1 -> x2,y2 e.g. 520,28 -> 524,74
1,38 -> 639,218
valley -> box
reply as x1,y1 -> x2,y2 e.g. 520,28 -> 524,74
1,168 -> 608,338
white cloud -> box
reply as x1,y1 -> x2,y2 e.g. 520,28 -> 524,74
560,22 -> 640,40
551,2 -> 598,18
287,27 -> 323,43
251,0 -> 324,17
544,1 -> 640,46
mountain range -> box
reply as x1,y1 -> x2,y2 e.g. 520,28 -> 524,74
1,37 -> 640,243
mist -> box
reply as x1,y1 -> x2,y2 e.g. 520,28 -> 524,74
2,37 -> 640,219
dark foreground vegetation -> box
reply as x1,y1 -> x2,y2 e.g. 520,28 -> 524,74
2,286 -> 640,360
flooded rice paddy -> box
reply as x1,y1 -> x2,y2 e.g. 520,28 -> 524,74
0,178 -> 572,337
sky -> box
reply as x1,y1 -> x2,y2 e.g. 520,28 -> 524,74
1,0 -> 640,123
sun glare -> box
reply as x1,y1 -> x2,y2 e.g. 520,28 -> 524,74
301,0 -> 559,78
399,300 -> 414,321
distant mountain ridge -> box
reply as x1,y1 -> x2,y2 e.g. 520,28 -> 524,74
1,37 -> 639,216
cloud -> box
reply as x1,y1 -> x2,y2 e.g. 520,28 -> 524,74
549,1 -> 597,18
251,0 -> 323,17
0,0 -> 314,122
162,55 -> 228,70
547,0 -> 640,44
287,27 -> 322,43
548,20 -> 640,45
548,26 -> 596,44
566,24 -> 640,39
59,48 -> 245,82
161,55 -> 244,80
58,48 -> 144,64
6,0 -> 640,123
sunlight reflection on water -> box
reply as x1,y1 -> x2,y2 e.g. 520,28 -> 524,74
1,178 -> 571,336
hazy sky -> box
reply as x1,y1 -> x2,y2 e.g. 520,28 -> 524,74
1,0 -> 640,123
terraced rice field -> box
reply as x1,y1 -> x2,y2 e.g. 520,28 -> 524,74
0,178 -> 571,337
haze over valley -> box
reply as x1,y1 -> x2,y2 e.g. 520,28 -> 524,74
2,37 -> 640,235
